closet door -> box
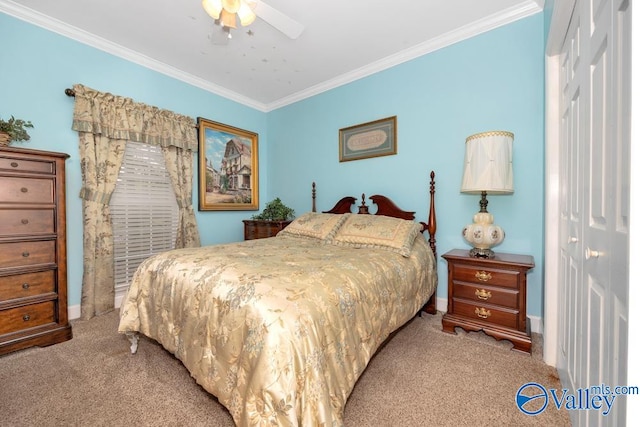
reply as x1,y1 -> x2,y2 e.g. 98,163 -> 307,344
557,0 -> 630,425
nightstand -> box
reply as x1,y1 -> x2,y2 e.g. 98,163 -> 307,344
242,220 -> 292,240
441,249 -> 534,354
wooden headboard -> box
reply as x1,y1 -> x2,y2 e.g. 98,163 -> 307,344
311,171 -> 437,258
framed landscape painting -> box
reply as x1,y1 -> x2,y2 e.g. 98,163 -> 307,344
197,117 -> 259,211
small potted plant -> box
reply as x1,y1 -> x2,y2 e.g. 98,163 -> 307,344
243,198 -> 295,240
251,198 -> 295,221
0,115 -> 34,146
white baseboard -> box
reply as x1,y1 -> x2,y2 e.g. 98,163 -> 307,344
68,304 -> 81,320
68,293 -> 125,321
436,297 -> 543,334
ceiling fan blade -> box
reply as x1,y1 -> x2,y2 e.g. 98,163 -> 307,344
254,1 -> 304,39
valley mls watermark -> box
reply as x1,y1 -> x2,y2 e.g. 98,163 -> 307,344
515,382 -> 639,416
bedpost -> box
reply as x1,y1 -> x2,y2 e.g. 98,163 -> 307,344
427,171 -> 437,258
312,182 -> 316,213
423,171 -> 438,316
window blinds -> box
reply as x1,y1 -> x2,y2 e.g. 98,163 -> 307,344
110,141 -> 178,296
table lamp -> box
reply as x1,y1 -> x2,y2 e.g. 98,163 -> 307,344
461,131 -> 514,258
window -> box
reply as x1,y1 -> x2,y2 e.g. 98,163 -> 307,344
110,141 -> 178,302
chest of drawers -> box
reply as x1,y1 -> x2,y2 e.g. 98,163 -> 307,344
441,249 -> 534,354
0,147 -> 72,355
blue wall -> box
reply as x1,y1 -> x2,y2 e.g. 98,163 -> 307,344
268,14 -> 545,314
1,12 -> 545,317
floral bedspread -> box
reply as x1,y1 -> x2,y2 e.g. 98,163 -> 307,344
118,234 -> 436,426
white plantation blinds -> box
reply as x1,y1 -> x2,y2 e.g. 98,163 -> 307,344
110,141 -> 178,295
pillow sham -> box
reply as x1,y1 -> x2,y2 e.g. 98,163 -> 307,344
329,214 -> 422,257
278,212 -> 350,241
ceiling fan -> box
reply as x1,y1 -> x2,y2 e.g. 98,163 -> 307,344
203,0 -> 304,44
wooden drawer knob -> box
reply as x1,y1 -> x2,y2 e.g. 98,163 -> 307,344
475,270 -> 492,282
21,187 -> 28,193
11,162 -> 19,168
475,307 -> 491,319
475,288 -> 492,300
21,218 -> 29,225
23,314 -> 31,322
22,251 -> 30,258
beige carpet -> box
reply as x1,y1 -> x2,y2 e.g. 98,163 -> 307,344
0,311 -> 571,426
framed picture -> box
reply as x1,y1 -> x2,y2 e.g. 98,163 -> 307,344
339,116 -> 397,162
197,117 -> 259,211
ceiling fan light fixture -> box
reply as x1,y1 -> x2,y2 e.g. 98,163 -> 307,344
221,0 -> 241,13
237,2 -> 257,26
220,8 -> 237,28
202,0 -> 222,19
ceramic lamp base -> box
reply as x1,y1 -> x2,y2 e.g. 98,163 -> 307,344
462,211 -> 505,259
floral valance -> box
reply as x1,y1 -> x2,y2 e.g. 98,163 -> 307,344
71,84 -> 198,152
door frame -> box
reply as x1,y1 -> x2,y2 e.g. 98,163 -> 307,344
544,0 -> 575,367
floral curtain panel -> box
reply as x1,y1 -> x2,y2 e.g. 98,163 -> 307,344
72,84 -> 200,319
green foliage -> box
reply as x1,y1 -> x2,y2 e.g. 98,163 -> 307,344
0,116 -> 34,142
251,198 -> 295,221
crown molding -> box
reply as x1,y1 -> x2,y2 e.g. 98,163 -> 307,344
1,0 -> 541,113
267,1 -> 542,111
0,0 -> 268,112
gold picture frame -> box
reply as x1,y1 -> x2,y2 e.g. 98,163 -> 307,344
339,116 -> 397,162
197,117 -> 259,211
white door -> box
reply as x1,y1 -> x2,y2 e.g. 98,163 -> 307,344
557,0 -> 630,425
558,4 -> 584,406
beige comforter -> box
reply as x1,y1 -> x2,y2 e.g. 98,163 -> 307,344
118,234 -> 436,426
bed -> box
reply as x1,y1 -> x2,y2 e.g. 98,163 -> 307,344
118,172 -> 438,426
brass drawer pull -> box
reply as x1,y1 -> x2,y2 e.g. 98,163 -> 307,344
475,270 -> 492,282
22,251 -> 30,258
475,307 -> 491,319
475,288 -> 492,300
21,218 -> 29,225
22,283 -> 30,290
11,162 -> 19,168
23,314 -> 31,322
21,187 -> 28,193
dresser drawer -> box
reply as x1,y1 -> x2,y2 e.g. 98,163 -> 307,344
0,209 -> 55,236
0,177 -> 54,204
0,241 -> 56,268
453,264 -> 520,289
0,156 -> 54,174
0,270 -> 56,302
453,281 -> 518,309
452,299 -> 518,330
0,301 -> 55,335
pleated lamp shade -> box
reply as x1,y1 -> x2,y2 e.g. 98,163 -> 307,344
461,131 -> 514,194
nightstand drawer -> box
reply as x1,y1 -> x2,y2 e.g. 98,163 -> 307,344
0,301 -> 56,335
453,281 -> 518,308
453,264 -> 520,289
453,299 -> 518,330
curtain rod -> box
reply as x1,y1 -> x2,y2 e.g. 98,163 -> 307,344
65,88 -> 75,97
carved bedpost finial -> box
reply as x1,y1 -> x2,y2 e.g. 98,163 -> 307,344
358,193 -> 370,214
312,182 -> 316,213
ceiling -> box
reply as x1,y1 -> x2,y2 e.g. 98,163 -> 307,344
2,0 -> 542,111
